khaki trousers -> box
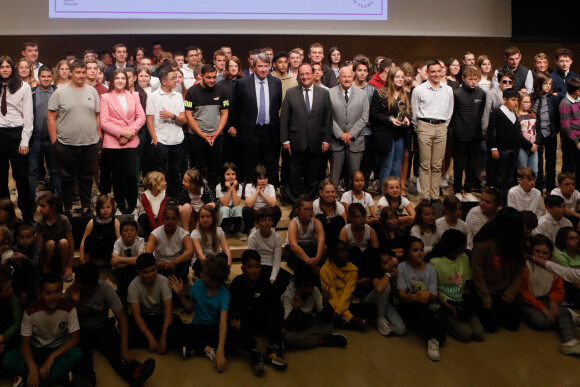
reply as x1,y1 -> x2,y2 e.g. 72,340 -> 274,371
417,120 -> 447,200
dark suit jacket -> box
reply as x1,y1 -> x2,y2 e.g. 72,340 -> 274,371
31,85 -> 57,139
231,73 -> 282,145
280,84 -> 332,153
321,65 -> 338,88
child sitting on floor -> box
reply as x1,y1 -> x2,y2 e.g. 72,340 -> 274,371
518,234 -> 580,356
138,171 -> 168,237
170,257 -> 230,373
550,172 -> 580,227
247,206 -> 292,290
145,202 -> 194,281
363,247 -> 405,337
227,250 -> 288,375
536,195 -> 572,243
111,219 -> 145,305
430,229 -> 484,342
507,167 -> 543,218
320,240 -> 368,332
127,254 -> 183,356
79,194 -> 120,263
397,237 -> 446,361
178,168 -> 219,232
281,265 -> 348,349
2,273 -> 82,387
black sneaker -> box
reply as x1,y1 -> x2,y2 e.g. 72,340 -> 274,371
322,333 -> 348,347
129,358 -> 155,387
264,345 -> 288,369
250,348 -> 265,376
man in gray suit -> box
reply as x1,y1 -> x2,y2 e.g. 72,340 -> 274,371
281,63 -> 332,201
328,66 -> 369,188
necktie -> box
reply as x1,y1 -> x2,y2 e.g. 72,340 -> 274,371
344,89 -> 349,104
1,85 -> 7,116
304,88 -> 311,115
258,81 -> 266,125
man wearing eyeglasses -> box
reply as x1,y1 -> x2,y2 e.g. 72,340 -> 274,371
183,46 -> 201,90
492,46 -> 533,93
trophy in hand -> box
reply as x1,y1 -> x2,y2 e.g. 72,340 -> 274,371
396,100 -> 407,126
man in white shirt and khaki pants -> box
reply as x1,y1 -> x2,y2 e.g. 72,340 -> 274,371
411,60 -> 454,202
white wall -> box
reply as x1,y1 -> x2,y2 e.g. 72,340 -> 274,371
0,0 -> 511,37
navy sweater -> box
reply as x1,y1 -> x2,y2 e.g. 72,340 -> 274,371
487,108 -> 532,151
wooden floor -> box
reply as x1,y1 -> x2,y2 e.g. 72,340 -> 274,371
2,321 -> 578,386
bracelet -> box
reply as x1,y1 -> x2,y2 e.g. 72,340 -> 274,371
384,273 -> 392,279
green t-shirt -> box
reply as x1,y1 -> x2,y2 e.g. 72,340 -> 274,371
430,253 -> 471,303
552,248 -> 580,268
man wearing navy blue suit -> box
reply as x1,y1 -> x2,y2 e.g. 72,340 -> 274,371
281,63 -> 332,201
231,53 -> 282,184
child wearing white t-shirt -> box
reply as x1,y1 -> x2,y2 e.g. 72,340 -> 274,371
242,164 -> 282,235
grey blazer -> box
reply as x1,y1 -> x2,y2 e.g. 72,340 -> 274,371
280,84 -> 332,153
329,85 -> 369,152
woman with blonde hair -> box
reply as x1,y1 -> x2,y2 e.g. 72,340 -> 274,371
15,58 -> 37,88
370,67 -> 412,185
52,60 -> 71,88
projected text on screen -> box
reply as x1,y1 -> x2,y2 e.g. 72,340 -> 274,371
50,0 -> 387,21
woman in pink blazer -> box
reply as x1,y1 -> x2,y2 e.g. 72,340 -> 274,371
100,68 -> 146,213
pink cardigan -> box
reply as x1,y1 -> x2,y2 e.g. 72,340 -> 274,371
99,90 -> 146,149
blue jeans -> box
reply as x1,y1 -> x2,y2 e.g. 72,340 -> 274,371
518,148 -> 538,177
364,285 -> 406,336
379,136 -> 405,185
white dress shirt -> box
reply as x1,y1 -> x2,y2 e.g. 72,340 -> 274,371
411,80 -> 454,126
0,82 -> 33,147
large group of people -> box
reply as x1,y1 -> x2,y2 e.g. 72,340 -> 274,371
1,40 -> 580,386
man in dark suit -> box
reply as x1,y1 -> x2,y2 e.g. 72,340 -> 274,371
231,53 -> 282,184
281,63 -> 332,201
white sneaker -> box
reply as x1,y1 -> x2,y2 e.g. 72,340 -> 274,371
560,339 -> 580,356
237,232 -> 247,241
567,308 -> 580,325
462,193 -> 478,202
455,192 -> 464,201
427,338 -> 440,361
446,175 -> 454,185
440,178 -> 449,188
376,316 -> 393,336
205,347 -> 217,362
12,376 -> 23,387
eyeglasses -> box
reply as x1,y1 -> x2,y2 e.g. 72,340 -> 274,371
567,236 -> 580,241
501,80 -> 514,84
